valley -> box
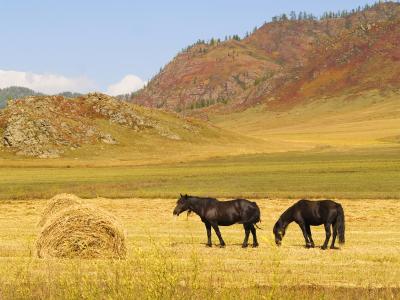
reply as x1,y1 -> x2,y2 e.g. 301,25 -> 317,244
0,2 -> 400,299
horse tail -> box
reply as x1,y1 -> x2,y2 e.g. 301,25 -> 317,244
251,202 -> 262,227
254,223 -> 263,230
337,204 -> 345,244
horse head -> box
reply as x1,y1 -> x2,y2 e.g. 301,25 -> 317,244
173,194 -> 190,216
273,220 -> 286,246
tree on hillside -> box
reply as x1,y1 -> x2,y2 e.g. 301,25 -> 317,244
232,34 -> 241,41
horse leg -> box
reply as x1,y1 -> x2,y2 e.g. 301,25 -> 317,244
330,222 -> 339,249
242,224 -> 250,248
250,224 -> 259,248
321,223 -> 332,250
211,223 -> 226,248
205,222 -> 212,247
306,225 -> 315,248
299,223 -> 312,248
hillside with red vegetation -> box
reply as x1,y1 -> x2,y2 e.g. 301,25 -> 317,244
131,2 -> 400,113
271,16 -> 400,107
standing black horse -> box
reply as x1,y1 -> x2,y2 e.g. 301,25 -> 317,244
273,199 -> 345,250
173,194 -> 261,248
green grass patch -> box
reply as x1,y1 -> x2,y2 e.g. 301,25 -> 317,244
1,147 -> 399,200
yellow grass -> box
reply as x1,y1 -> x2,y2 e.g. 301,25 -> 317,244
0,198 -> 399,299
213,90 -> 400,150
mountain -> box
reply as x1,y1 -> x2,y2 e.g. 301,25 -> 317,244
268,9 -> 400,107
0,86 -> 43,109
130,2 -> 400,113
57,91 -> 83,98
0,86 -> 83,109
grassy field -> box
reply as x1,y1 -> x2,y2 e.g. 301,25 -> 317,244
1,90 -> 398,200
0,197 -> 398,299
0,146 -> 399,200
212,90 -> 400,148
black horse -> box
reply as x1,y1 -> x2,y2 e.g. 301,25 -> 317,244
173,194 -> 261,248
273,199 -> 345,250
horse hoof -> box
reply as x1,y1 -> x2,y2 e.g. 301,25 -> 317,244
321,246 -> 327,250
206,244 -> 212,248
330,246 -> 339,250
219,244 -> 226,248
242,244 -> 248,248
252,243 -> 259,248
305,244 -> 312,249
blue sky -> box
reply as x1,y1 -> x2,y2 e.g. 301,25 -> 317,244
0,0 -> 380,94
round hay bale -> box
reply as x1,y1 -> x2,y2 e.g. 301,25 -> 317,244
36,204 -> 127,259
38,193 -> 82,227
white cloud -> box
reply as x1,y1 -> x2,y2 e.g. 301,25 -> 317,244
106,74 -> 146,96
0,69 -> 146,96
0,69 -> 96,94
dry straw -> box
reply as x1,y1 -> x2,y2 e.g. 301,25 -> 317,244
37,194 -> 127,259
38,193 -> 82,227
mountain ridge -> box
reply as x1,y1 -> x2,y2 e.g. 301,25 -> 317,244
0,86 -> 84,109
130,2 -> 400,114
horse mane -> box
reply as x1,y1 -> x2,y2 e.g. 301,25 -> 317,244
276,205 -> 295,229
186,195 -> 218,202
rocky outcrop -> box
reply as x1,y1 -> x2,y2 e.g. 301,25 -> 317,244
0,93 -> 188,158
85,93 -> 150,129
1,96 -> 100,158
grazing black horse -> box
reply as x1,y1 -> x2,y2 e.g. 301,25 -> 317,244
173,194 -> 261,248
273,199 -> 345,250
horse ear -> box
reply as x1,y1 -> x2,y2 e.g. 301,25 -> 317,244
180,193 -> 183,197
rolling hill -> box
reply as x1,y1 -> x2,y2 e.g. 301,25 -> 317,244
131,2 -> 400,113
0,93 -> 266,161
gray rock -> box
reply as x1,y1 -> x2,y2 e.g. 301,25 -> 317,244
100,133 -> 117,144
